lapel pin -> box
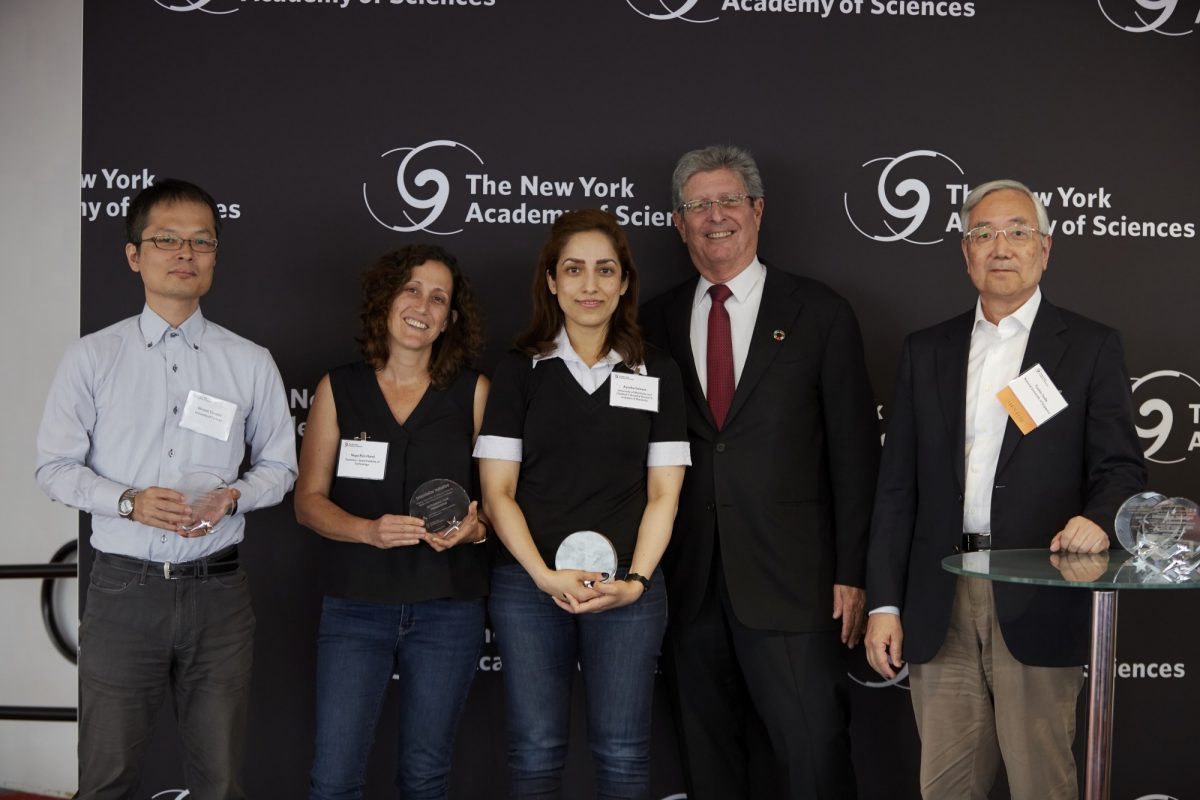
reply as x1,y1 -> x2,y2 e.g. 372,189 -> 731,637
773,329 -> 786,342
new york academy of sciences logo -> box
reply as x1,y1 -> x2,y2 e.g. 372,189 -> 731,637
1097,0 -> 1198,35
625,0 -> 719,23
362,140 -> 484,236
153,0 -> 238,13
1130,370 -> 1200,465
843,149 -> 965,245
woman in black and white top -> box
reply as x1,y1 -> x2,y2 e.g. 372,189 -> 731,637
475,209 -> 690,799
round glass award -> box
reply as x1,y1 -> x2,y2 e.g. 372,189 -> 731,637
554,530 -> 617,581
1141,497 -> 1199,547
1114,492 -> 1167,552
409,478 -> 471,537
177,471 -> 230,534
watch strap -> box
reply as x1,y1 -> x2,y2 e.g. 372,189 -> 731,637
624,572 -> 651,591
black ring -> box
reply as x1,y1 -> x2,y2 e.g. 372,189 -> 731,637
40,540 -> 78,665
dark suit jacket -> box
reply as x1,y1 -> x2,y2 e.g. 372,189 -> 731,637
866,297 -> 1146,667
642,265 -> 880,632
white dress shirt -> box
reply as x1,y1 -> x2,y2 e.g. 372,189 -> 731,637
963,288 -> 1042,534
689,257 -> 766,393
473,328 -> 691,467
871,288 -> 1041,617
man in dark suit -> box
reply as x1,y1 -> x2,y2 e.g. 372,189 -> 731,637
642,145 -> 880,799
864,179 -> 1146,799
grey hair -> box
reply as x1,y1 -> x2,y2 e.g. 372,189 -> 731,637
960,179 -> 1050,234
671,145 -> 765,210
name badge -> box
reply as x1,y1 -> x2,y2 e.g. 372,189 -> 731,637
610,372 -> 659,412
337,439 -> 389,480
995,364 -> 1068,435
179,390 -> 238,442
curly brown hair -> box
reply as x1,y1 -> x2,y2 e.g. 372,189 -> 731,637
515,209 -> 644,367
357,244 -> 484,386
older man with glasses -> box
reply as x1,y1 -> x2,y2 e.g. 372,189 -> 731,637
642,145 -> 881,799
865,179 -> 1146,799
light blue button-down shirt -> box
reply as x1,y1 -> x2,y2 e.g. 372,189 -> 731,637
35,305 -> 298,561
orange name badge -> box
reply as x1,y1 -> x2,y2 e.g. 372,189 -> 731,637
996,364 -> 1068,435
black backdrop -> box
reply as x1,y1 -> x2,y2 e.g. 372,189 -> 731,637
79,1 -> 1199,797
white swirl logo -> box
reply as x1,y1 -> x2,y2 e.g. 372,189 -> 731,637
1130,370 -> 1200,464
848,661 -> 910,691
151,791 -> 191,799
362,140 -> 484,235
153,0 -> 238,13
843,150 -> 964,245
1134,795 -> 1180,800
626,0 -> 718,23
847,646 -> 910,690
1098,0 -> 1198,35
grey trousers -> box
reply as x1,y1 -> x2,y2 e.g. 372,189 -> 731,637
76,554 -> 256,800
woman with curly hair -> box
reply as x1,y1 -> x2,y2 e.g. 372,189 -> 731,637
295,243 -> 489,800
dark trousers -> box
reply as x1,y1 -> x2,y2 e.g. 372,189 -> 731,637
77,554 -> 256,800
662,556 -> 856,800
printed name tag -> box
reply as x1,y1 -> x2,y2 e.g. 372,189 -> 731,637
995,364 -> 1068,435
610,372 -> 659,412
337,439 -> 389,480
179,390 -> 238,442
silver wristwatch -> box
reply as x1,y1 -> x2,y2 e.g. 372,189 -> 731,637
118,488 -> 139,519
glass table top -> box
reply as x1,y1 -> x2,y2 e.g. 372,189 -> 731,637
942,549 -> 1200,590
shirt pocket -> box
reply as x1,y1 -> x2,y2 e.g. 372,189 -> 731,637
189,413 -> 247,482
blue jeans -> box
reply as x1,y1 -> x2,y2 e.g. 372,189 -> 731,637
309,595 -> 486,800
489,564 -> 668,800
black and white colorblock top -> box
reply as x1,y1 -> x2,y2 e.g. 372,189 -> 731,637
475,331 -> 690,570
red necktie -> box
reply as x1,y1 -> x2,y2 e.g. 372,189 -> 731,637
707,284 -> 734,430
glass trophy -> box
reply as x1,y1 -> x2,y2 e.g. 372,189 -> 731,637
409,479 -> 471,537
1114,492 -> 1167,552
554,530 -> 617,585
1115,492 -> 1200,582
177,471 -> 231,534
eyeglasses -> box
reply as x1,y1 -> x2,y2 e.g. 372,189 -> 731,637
678,194 -> 753,215
963,225 -> 1042,246
137,234 -> 219,253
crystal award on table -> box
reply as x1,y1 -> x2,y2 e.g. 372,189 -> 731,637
555,531 -> 617,585
409,479 -> 471,537
177,471 -> 231,534
1114,492 -> 1200,583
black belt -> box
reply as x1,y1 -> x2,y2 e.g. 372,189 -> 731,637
96,545 -> 239,580
960,532 -> 992,553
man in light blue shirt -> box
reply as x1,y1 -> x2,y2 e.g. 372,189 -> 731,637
36,178 -> 297,799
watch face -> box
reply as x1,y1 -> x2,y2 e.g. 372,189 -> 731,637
119,496 -> 134,516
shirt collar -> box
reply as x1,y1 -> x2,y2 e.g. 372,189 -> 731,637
973,287 -> 1042,335
692,256 -> 765,309
532,327 -> 624,370
138,305 -> 207,350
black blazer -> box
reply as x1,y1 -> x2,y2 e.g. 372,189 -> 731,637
866,298 -> 1146,667
642,266 -> 880,632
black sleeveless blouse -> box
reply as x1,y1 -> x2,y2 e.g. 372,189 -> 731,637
322,361 -> 488,603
